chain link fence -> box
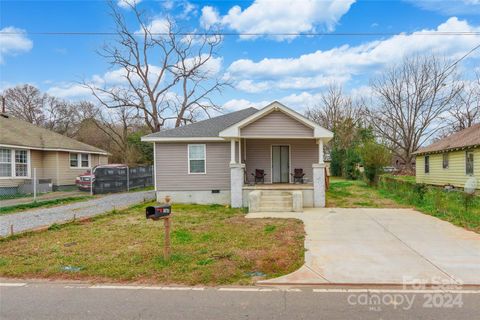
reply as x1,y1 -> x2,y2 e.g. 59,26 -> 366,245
1,165 -> 154,207
0,168 -> 54,206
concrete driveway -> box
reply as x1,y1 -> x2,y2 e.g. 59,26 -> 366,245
247,208 -> 480,286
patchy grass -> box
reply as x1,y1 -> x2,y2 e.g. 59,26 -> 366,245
327,177 -> 406,208
0,196 -> 94,215
128,186 -> 154,193
0,203 -> 304,285
379,176 -> 480,233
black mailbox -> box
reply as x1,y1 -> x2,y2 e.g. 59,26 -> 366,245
146,205 -> 171,220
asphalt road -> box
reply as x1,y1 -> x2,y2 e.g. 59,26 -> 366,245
1,282 -> 479,320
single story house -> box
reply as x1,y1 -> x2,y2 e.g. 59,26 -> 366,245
414,123 -> 479,189
0,113 -> 108,194
142,101 -> 333,211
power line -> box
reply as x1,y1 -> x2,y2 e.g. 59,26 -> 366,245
1,31 -> 480,37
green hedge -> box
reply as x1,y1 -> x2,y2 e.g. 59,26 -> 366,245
378,175 -> 480,232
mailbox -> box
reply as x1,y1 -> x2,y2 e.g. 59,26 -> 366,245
146,205 -> 171,220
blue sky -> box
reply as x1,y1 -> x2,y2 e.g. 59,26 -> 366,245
1,0 -> 480,114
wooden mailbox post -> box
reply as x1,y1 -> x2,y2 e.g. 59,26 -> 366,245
146,204 -> 172,260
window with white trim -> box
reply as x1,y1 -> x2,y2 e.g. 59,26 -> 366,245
188,144 -> 206,174
0,148 -> 29,178
15,150 -> 28,177
70,153 -> 90,168
0,149 -> 12,177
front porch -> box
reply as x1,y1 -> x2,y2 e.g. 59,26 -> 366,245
229,137 -> 327,211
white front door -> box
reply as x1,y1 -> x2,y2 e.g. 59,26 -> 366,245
272,145 -> 290,183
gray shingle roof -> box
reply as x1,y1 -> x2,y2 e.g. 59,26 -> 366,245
0,114 -> 108,154
143,107 -> 259,138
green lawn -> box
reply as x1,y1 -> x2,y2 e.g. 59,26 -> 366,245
0,203 -> 304,285
0,196 -> 94,215
326,177 -> 407,208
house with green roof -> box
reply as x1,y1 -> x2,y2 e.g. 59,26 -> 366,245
0,113 -> 108,193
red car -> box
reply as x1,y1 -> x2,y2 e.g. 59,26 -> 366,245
75,164 -> 127,191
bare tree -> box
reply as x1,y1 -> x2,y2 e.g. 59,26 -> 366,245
441,72 -> 480,134
366,55 -> 463,172
84,1 -> 228,133
3,84 -> 46,125
79,102 -> 142,164
306,83 -> 365,149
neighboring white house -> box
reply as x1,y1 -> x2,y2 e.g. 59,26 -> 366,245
142,101 -> 333,212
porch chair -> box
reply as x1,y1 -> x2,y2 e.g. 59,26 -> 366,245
291,168 -> 306,184
252,169 -> 267,184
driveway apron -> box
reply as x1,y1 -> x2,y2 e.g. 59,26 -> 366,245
247,208 -> 480,285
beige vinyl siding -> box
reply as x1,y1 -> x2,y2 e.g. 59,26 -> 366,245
155,142 -> 230,191
41,151 -> 58,184
56,152 -> 108,186
0,149 -> 108,188
416,147 -> 479,189
240,111 -> 313,137
244,139 -> 318,184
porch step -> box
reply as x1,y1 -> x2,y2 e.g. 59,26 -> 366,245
260,199 -> 292,206
258,191 -> 294,212
259,206 -> 294,212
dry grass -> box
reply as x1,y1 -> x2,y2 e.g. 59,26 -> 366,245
326,177 -> 408,208
0,203 -> 304,285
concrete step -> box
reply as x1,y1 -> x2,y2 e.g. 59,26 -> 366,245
261,191 -> 292,196
260,199 -> 292,206
259,206 -> 294,212
260,196 -> 293,202
260,195 -> 293,201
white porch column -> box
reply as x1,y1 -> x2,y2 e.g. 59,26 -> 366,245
238,138 -> 242,164
230,139 -> 236,164
318,139 -> 324,164
313,139 -> 326,207
230,138 -> 244,208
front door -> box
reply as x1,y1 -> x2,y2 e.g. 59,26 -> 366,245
272,145 -> 290,183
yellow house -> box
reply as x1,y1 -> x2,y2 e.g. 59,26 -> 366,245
414,124 -> 479,189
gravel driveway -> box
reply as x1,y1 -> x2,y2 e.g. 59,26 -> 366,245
0,191 -> 155,237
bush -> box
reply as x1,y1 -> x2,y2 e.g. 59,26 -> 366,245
358,141 -> 391,185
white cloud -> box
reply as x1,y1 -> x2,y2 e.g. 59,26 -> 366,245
407,0 -> 480,15
117,0 -> 141,9
0,27 -> 33,63
222,98 -> 268,111
227,17 -> 480,91
200,6 -> 221,29
47,83 -> 92,100
200,0 -> 355,40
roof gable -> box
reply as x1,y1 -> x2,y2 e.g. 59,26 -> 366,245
240,110 -> 314,137
219,101 -> 333,140
0,114 -> 108,154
